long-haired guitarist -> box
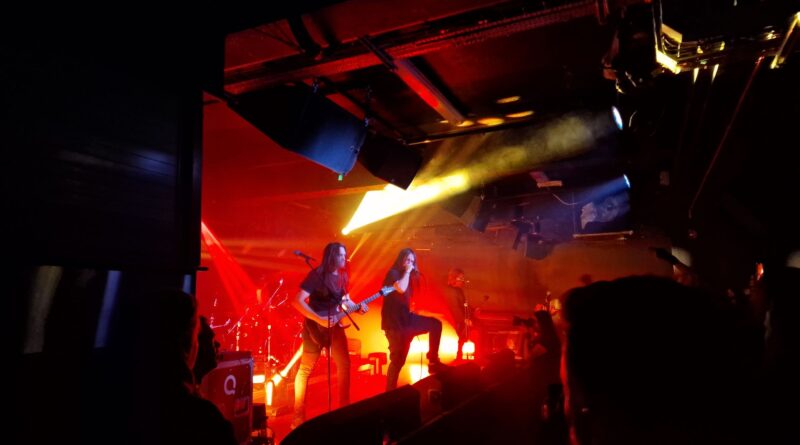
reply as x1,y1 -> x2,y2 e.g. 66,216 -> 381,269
446,267 -> 472,361
290,242 -> 368,429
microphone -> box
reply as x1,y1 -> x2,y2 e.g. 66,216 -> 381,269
294,250 -> 316,261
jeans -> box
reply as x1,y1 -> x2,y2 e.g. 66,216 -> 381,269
384,313 -> 442,391
293,324 -> 350,421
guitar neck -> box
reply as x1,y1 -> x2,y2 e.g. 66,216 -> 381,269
359,291 -> 383,306
310,288 -> 392,327
342,289 -> 390,315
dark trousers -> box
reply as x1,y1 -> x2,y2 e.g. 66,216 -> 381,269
455,321 -> 468,361
384,313 -> 442,391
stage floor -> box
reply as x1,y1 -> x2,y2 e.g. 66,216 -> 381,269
253,365 -> 389,443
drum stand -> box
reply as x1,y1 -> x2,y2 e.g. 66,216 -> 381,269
262,279 -> 284,374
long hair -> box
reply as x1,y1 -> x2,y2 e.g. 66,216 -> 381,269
319,242 -> 348,290
391,247 -> 419,291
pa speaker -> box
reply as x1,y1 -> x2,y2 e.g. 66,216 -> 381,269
441,193 -> 493,232
282,385 -> 421,445
359,133 -> 422,189
229,84 -> 366,175
525,237 -> 554,260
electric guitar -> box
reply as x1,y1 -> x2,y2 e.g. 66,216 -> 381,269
305,286 -> 395,345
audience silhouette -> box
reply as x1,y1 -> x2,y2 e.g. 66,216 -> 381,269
561,276 -> 761,445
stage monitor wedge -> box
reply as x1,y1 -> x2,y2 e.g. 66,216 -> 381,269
282,385 -> 421,445
228,84 -> 367,175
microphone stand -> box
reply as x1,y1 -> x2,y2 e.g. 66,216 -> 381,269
327,296 -> 332,413
264,280 -> 283,371
227,306 -> 252,349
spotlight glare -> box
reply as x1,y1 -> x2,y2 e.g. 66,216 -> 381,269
265,380 -> 274,406
611,106 -> 623,130
623,174 -> 631,188
505,110 -> 534,119
496,95 -> 521,104
341,111 -> 615,233
341,172 -> 470,233
477,117 -> 505,126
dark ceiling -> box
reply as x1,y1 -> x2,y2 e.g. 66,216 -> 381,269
215,0 -> 797,206
204,0 -> 800,288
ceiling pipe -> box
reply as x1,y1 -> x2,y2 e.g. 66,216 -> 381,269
688,56 -> 764,220
359,36 -> 467,125
225,0 -> 646,94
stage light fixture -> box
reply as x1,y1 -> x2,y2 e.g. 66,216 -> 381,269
611,106 -> 624,130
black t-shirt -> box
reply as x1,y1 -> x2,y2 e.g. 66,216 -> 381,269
300,268 -> 347,314
161,390 -> 238,445
446,286 -> 467,326
381,268 -> 412,331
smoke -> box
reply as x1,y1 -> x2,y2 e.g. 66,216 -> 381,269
343,111 -> 618,233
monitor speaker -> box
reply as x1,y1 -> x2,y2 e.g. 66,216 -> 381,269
282,385 -> 421,445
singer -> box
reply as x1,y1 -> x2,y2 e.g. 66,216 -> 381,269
381,247 -> 446,391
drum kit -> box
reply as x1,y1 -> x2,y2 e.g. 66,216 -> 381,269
208,279 -> 304,371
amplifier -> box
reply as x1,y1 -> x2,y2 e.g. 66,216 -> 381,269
199,351 -> 253,444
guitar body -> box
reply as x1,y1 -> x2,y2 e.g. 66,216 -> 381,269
303,286 -> 395,347
305,317 -> 335,347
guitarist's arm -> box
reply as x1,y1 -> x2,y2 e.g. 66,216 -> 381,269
342,294 -> 369,314
292,289 -> 337,325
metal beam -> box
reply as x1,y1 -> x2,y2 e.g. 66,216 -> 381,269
225,0 -> 610,95
358,35 -> 467,125
240,184 -> 387,204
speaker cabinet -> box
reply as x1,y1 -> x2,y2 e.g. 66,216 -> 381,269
440,193 -> 493,232
199,351 -> 253,444
282,385 -> 421,445
359,132 -> 422,189
229,84 -> 367,175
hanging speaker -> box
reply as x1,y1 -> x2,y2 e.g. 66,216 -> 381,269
228,84 -> 366,175
440,193 -> 492,232
359,132 -> 422,189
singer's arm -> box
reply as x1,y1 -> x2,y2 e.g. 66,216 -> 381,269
393,265 -> 414,294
